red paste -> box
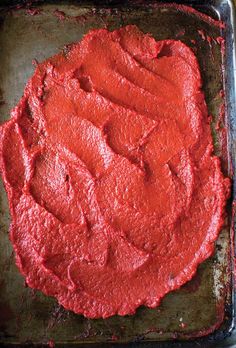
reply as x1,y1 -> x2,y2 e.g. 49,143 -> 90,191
0,25 -> 230,318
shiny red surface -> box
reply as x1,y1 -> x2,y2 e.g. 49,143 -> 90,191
0,25 -> 230,318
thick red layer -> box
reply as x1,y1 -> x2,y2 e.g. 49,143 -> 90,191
0,25 -> 230,318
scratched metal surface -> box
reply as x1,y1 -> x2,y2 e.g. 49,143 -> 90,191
0,1 -> 234,347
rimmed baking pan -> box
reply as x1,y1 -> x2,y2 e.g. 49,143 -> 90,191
0,0 -> 235,347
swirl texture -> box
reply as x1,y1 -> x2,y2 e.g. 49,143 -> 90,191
0,25 -> 230,318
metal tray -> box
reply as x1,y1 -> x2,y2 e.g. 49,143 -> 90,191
0,0 -> 235,347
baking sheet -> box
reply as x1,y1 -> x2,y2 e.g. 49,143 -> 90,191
0,1 -> 235,347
